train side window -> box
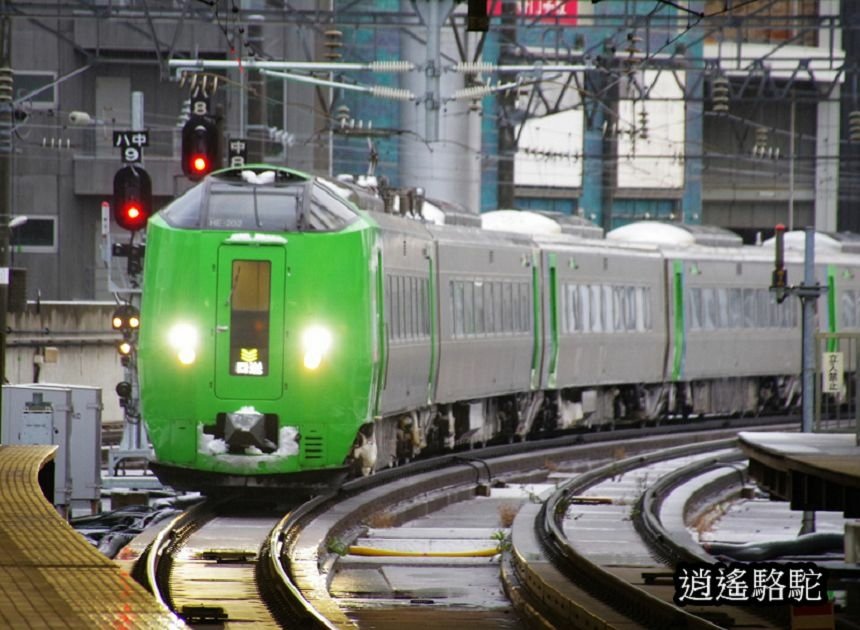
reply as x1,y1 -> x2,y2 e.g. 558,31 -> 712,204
464,281 -> 475,335
390,276 -> 399,340
716,288 -> 729,329
452,281 -> 464,337
612,286 -> 624,332
401,276 -> 410,340
406,276 -> 413,338
511,283 -> 519,333
473,282 -> 484,335
502,282 -> 512,334
415,277 -> 421,338
642,287 -> 652,331
728,289 -> 743,328
563,284 -> 571,333
631,287 -> 641,331
521,282 -> 531,332
579,285 -> 590,333
600,286 -> 612,333
842,290 -> 856,328
768,293 -> 779,328
776,298 -> 787,328
787,300 -> 798,328
483,283 -> 491,334
568,284 -> 579,332
413,277 -> 421,338
755,289 -> 768,327
586,285 -> 598,332
491,282 -> 501,334
702,288 -> 716,330
512,283 -> 521,332
856,291 -> 860,329
688,288 -> 701,331
625,286 -> 636,332
400,276 -> 409,340
743,289 -> 755,328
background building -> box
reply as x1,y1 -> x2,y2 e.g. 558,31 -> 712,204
5,0 -> 852,302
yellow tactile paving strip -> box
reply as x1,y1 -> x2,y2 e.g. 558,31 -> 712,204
0,445 -> 185,629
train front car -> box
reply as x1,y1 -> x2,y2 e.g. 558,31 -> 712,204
138,166 -> 379,492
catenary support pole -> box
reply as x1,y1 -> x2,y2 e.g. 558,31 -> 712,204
0,6 -> 12,436
802,226 -> 815,434
800,226 -> 816,535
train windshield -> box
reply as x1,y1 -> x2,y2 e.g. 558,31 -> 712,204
208,189 -> 301,231
159,178 -> 359,232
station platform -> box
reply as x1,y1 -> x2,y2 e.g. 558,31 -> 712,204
738,431 -> 860,518
0,444 -> 184,629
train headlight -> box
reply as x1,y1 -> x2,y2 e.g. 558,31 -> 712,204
301,325 -> 332,370
168,323 -> 199,366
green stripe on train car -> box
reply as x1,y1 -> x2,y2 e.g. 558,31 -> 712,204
672,260 -> 686,382
827,265 -> 838,352
548,253 -> 559,389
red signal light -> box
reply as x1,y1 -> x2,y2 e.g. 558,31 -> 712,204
182,115 -> 219,180
192,156 -> 208,173
112,165 -> 152,232
120,203 -> 145,230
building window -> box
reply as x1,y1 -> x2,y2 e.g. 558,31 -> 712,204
11,217 -> 56,253
13,71 -> 57,110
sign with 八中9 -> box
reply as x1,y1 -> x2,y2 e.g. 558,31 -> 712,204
113,131 -> 150,163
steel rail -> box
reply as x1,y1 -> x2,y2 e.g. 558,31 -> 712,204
137,498 -> 216,614
266,421 -> 791,627
536,439 -> 738,629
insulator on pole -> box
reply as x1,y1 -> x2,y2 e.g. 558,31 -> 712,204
323,29 -> 343,61
452,61 -> 497,73
711,76 -> 729,113
369,86 -> 416,101
850,110 -> 860,143
368,61 -> 416,72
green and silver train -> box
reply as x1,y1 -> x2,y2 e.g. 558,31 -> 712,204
139,165 -> 860,492
139,167 -> 381,490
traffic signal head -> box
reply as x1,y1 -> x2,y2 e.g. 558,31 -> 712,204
112,165 -> 152,232
182,115 -> 220,180
115,380 -> 132,408
111,304 -> 140,333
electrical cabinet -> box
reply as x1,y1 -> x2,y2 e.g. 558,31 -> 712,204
2,384 -> 102,513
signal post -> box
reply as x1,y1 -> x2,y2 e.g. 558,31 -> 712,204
107,95 -> 153,473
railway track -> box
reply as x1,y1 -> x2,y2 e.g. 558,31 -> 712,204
136,498 -> 303,627
268,420 -> 792,628
509,441 -> 785,628
130,418 -> 796,628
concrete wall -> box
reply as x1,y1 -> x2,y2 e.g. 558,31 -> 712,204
7,302 -> 125,423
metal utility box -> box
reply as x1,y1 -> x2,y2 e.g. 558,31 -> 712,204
2,384 -> 102,513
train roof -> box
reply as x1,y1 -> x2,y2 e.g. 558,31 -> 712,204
607,221 -> 743,248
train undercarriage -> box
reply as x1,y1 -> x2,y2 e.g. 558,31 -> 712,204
352,375 -> 802,474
